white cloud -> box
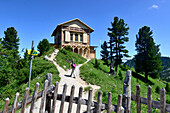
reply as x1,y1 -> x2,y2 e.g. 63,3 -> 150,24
149,5 -> 159,9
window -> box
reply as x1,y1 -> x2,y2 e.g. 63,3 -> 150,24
70,34 -> 73,41
80,34 -> 83,42
75,34 -> 78,41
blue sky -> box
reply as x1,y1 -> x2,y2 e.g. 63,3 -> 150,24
0,0 -> 169,59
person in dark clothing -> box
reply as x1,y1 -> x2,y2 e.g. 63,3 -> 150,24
70,59 -> 76,78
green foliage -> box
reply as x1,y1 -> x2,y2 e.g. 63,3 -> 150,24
2,27 -> 20,50
37,39 -> 50,56
55,49 -> 87,70
84,86 -> 92,93
135,26 -> 162,81
155,86 -> 160,94
118,70 -> 123,80
165,83 -> 170,93
100,41 -> 109,66
65,46 -> 72,51
107,17 -> 130,73
80,59 -> 170,112
94,59 -> 100,69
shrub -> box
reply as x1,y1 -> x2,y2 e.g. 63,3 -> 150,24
118,70 -> 123,80
65,46 -> 72,51
165,83 -> 170,93
37,39 -> 50,56
94,59 -> 100,69
155,86 -> 160,94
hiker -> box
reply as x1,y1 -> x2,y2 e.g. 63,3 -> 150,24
70,59 -> 76,78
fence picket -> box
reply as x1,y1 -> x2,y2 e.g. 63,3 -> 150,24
160,88 -> 166,113
39,80 -> 49,113
2,98 -> 9,113
96,91 -> 102,113
59,84 -> 67,113
136,84 -> 141,113
68,85 -> 75,113
107,92 -> 112,113
30,83 -> 39,113
52,81 -> 59,113
20,88 -> 29,113
147,86 -> 152,113
12,92 -> 19,113
116,94 -> 122,113
76,87 -> 83,113
87,88 -> 92,113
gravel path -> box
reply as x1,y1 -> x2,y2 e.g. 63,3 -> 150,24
25,49 -> 100,113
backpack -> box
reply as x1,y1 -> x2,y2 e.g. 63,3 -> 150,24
72,63 -> 76,68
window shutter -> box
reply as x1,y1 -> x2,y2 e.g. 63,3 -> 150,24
83,33 -> 87,43
65,31 -> 70,42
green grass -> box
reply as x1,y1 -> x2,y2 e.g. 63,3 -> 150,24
80,59 -> 170,113
0,47 -> 60,111
55,49 -> 87,70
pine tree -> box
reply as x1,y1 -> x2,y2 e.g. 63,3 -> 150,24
100,41 -> 109,66
135,26 -> 162,81
108,17 -> 130,73
37,39 -> 50,56
2,27 -> 20,50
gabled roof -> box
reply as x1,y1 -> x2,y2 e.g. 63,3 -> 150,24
52,18 -> 94,36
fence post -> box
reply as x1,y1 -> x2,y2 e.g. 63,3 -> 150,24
76,87 -> 83,113
68,85 -> 75,113
87,88 -> 93,113
59,84 -> 67,113
30,83 -> 40,113
45,73 -> 52,113
160,88 -> 166,113
52,81 -> 59,113
117,94 -> 122,113
2,98 -> 9,113
20,88 -> 29,113
147,86 -> 152,113
107,92 -> 112,113
96,91 -> 102,113
123,70 -> 131,112
12,92 -> 19,113
136,84 -> 141,113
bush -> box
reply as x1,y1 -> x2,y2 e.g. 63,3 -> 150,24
65,46 -> 72,51
155,86 -> 160,94
118,70 -> 123,80
37,39 -> 50,56
165,83 -> 170,93
94,59 -> 100,69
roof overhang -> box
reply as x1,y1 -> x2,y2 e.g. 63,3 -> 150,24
52,18 -> 94,36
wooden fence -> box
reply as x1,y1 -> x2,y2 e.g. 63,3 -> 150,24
0,71 -> 170,113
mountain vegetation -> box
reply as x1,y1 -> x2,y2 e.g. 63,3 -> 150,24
0,27 -> 60,109
135,26 -> 162,81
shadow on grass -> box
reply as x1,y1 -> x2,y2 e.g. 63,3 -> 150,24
132,71 -> 154,85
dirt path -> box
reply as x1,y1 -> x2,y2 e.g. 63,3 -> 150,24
25,49 -> 100,113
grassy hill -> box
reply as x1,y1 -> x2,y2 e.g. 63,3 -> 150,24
0,47 -> 60,110
55,49 -> 87,70
125,56 -> 170,82
80,59 -> 170,113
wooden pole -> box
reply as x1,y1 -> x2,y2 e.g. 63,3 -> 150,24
68,85 -> 75,113
117,94 -> 122,113
20,88 -> 29,113
76,87 -> 83,113
107,92 -> 112,113
52,82 -> 59,113
160,88 -> 166,113
136,84 -> 141,113
12,93 -> 19,113
2,98 -> 9,113
39,80 -> 49,113
59,84 -> 67,113
147,86 -> 152,113
86,88 -> 93,113
28,40 -> 34,88
96,91 -> 102,113
30,82 -> 39,113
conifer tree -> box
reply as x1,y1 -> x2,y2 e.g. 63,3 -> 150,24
2,27 -> 20,50
100,41 -> 109,66
37,39 -> 50,56
135,26 -> 162,81
108,17 -> 130,73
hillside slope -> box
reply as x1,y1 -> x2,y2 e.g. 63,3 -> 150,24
125,56 -> 170,81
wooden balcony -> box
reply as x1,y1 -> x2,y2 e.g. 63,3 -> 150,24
62,26 -> 89,33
